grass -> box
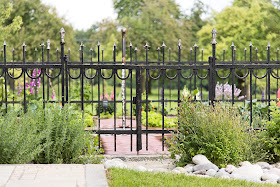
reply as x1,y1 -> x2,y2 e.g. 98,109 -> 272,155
107,168 -> 278,187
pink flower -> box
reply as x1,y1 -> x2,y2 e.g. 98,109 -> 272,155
110,91 -> 114,100
51,90 -> 55,100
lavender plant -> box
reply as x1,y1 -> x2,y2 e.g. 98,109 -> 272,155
215,82 -> 243,100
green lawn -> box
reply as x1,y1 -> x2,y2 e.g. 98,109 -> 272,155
107,168 -> 277,187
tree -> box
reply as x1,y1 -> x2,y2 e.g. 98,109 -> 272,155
4,0 -> 79,62
197,0 -> 277,97
0,2 -> 22,41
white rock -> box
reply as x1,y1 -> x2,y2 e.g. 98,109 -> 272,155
215,172 -> 230,178
206,169 -> 217,177
103,159 -> 127,169
192,155 -> 212,165
135,166 -> 147,172
231,164 -> 263,180
218,168 -> 227,173
193,169 -> 207,175
225,164 -> 236,174
172,167 -> 185,173
193,163 -> 219,172
269,168 -> 280,177
184,164 -> 194,173
239,161 -> 252,167
275,163 -> 280,169
256,162 -> 272,169
261,173 -> 279,184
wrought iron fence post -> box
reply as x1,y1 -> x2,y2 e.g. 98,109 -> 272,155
121,28 -> 127,129
80,42 -> 84,111
209,28 -> 217,106
267,42 -> 271,121
60,28 -> 65,106
3,41 -> 7,113
136,67 -> 142,153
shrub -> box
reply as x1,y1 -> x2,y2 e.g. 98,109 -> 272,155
0,103 -> 102,164
264,104 -> 280,162
141,111 -> 177,128
169,98 -> 267,167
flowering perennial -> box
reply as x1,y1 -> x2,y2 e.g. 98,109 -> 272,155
215,82 -> 242,100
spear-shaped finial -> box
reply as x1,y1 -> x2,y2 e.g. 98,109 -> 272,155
40,40 -> 44,47
56,47 -> 59,51
244,47 -> 247,51
161,41 -> 167,48
144,41 -> 150,48
80,42 -> 84,47
97,41 -> 101,47
22,41 -> 27,47
201,48 -> 203,51
3,41 -> 6,46
178,39 -> 182,48
47,39 -> 50,50
68,48 -> 71,51
267,41 -> 271,48
223,47 -> 225,51
249,41 -> 253,47
134,47 -> 138,51
277,47 -> 279,51
211,28 -> 217,44
60,27 -> 65,44
230,42 -> 235,47
35,48 -> 37,52
129,42 -> 133,47
255,47 -> 258,51
90,48 -> 93,51
193,42 -> 198,48
157,47 -> 160,51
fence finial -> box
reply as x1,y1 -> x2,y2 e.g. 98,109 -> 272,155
129,42 -> 133,47
249,41 -> 253,47
60,27 -> 65,44
90,48 -> 93,51
80,42 -> 84,47
230,42 -> 235,47
255,47 -> 258,51
157,47 -> 160,51
68,48 -> 71,51
178,39 -> 182,48
234,47 -> 236,51
35,48 -> 37,51
40,40 -> 44,47
201,48 -> 203,51
277,47 -> 279,51
3,41 -> 6,46
47,39 -> 50,50
13,48 -> 15,51
244,47 -> 247,51
161,41 -> 167,48
121,28 -> 127,34
113,41 -> 116,47
193,42 -> 198,48
56,48 -> 59,51
223,47 -> 225,51
211,28 -> 217,44
22,41 -> 26,47
190,47 -> 192,51
267,41 -> 271,48
97,41 -> 101,47
144,41 -> 150,48
135,47 -> 137,51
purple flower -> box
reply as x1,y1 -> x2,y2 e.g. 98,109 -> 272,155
215,82 -> 242,100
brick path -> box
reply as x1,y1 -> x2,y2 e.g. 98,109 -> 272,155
98,119 -> 170,155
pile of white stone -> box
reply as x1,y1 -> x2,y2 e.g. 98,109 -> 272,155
103,154 -> 280,184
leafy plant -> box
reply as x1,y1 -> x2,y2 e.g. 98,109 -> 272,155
169,97 -> 267,167
0,103 -> 102,164
141,111 -> 177,128
263,104 -> 280,162
238,99 -> 269,129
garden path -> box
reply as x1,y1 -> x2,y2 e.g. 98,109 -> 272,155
99,118 -> 170,155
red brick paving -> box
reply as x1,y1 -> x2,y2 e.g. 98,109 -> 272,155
98,119 -> 170,155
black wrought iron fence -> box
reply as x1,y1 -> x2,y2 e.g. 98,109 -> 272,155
0,28 -> 280,152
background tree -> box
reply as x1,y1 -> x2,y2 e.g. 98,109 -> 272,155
4,0 -> 79,62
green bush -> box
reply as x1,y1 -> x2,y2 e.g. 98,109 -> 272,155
169,98 -> 267,168
264,104 -> 280,162
141,111 -> 177,128
0,103 -> 103,164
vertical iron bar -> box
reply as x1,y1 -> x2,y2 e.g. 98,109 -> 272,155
201,48 -> 203,100
3,42 -> 7,113
60,28 -> 65,107
129,42 -> 133,152
68,48 -> 70,103
144,42 -> 149,151
12,48 -> 15,107
47,39 -> 50,101
277,48 -> 279,102
244,47 -> 247,106
113,42 -> 117,151
178,40 -> 181,127
136,67 -> 142,153
57,48 -> 60,101
222,48 -> 225,101
169,48 -> 171,109
189,47 -> 192,91
121,29 -> 127,129
161,42 -> 166,151
23,42 -> 27,113
249,42 -> 253,127
90,48 -> 93,114
255,47 -> 258,99
267,42 -> 271,121
157,47 -> 160,112
80,42 -> 84,111
193,43 -> 198,101
231,43 -> 235,105
97,42 -> 101,149
210,28 -> 217,106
